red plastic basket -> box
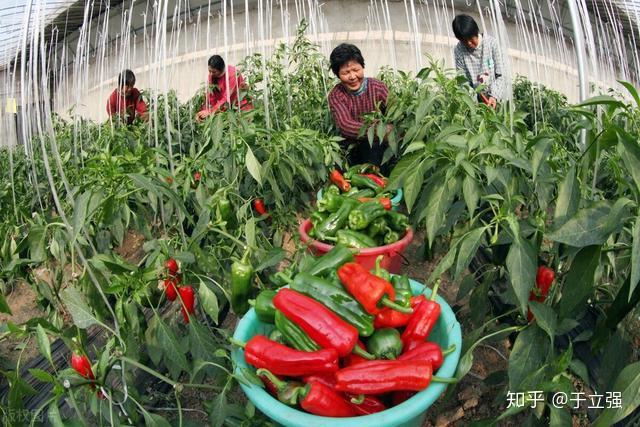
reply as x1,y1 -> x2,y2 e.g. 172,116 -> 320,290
298,219 -> 414,274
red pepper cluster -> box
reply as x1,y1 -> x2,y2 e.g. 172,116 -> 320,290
241,262 -> 456,417
163,258 -> 196,323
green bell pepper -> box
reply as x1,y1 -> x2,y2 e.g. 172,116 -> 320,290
367,216 -> 387,238
344,163 -> 379,179
304,244 -> 354,277
366,328 -> 403,359
350,174 -> 383,193
317,193 -> 347,213
290,272 -> 374,337
325,185 -> 341,197
391,275 -> 412,308
336,229 -> 377,249
254,290 -> 277,324
315,198 -> 358,240
274,309 -> 321,351
344,188 -> 376,199
231,250 -> 253,315
386,210 -> 410,232
348,200 -> 386,230
383,228 -> 401,245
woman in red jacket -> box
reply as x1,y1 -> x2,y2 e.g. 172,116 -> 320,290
106,69 -> 148,124
195,55 -> 252,122
328,44 -> 391,168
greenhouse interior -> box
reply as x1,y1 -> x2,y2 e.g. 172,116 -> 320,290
0,0 -> 639,425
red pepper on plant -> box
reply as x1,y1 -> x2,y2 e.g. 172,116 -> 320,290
165,258 -> 179,276
193,171 -> 202,182
401,280 -> 441,349
329,169 -> 351,192
335,360 -> 456,394
178,285 -> 196,323
163,277 -> 180,302
337,263 -> 412,315
527,265 -> 555,321
71,352 -> 95,380
239,335 -> 339,377
273,289 -> 374,359
253,198 -> 268,216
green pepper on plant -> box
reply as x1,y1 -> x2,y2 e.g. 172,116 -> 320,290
231,249 -> 254,316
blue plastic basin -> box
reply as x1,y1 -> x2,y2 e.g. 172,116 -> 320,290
232,279 -> 462,427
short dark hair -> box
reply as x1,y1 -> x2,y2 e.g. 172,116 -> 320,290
208,55 -> 225,71
452,14 -> 479,41
329,43 -> 365,77
118,69 -> 135,87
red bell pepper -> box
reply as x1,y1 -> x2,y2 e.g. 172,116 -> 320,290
258,371 -> 282,396
165,258 -> 179,276
527,266 -> 555,321
299,379 -> 358,417
163,277 -> 180,301
273,289 -> 373,359
329,169 -> 351,192
243,335 -> 339,376
357,197 -> 392,210
335,360 -> 455,394
350,395 -> 387,415
253,198 -> 268,216
193,171 -> 202,182
361,173 -> 387,187
303,373 -> 337,388
258,369 -> 356,417
71,352 -> 95,380
401,281 -> 441,349
302,373 -> 386,415
398,342 -> 456,372
374,295 -> 426,329
337,263 -> 412,315
178,285 -> 196,323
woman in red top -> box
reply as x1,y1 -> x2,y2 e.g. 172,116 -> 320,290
195,55 -> 252,122
328,44 -> 392,168
106,69 -> 148,124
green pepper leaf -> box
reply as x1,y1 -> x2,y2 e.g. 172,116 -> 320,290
557,245 -> 601,320
593,361 -> 640,427
506,231 -> 537,316
508,326 -> 549,391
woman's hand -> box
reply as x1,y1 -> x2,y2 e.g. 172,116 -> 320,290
195,110 -> 210,122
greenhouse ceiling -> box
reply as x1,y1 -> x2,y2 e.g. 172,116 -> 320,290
0,0 -> 638,71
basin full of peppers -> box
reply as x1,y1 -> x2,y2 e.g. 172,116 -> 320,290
231,247 -> 462,422
309,179 -> 411,249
